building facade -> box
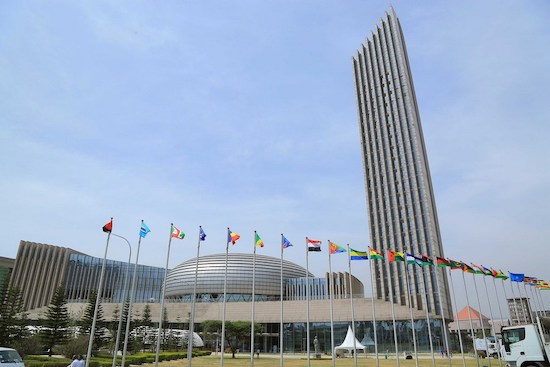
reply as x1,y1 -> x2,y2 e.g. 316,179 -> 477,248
507,297 -> 533,324
352,7 -> 452,319
8,240 -> 446,353
9,241 -> 166,310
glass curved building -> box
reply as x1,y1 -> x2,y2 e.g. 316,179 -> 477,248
164,253 -> 313,302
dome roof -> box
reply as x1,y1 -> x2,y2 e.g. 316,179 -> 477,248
164,253 -> 312,298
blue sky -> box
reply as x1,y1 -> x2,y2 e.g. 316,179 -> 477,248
1,1 -> 549,314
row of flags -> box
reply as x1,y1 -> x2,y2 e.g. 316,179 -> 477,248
101,219 -> 549,290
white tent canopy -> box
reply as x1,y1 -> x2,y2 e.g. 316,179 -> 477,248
334,326 -> 367,356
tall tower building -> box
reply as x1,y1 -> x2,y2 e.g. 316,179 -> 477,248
352,7 -> 452,319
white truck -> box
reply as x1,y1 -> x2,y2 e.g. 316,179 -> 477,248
501,316 -> 550,367
475,337 -> 500,358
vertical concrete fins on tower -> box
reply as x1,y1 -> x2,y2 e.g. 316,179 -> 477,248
352,7 -> 452,319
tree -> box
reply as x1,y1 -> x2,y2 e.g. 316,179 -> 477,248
137,304 -> 153,351
40,285 -> 70,356
120,299 -> 138,353
160,307 -> 170,351
109,305 -> 121,342
201,320 -> 222,351
80,290 -> 105,354
140,304 -> 153,328
225,321 -> 255,358
0,276 -> 28,347
201,320 -> 259,358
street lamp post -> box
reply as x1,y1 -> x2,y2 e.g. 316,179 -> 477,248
110,233 -> 132,367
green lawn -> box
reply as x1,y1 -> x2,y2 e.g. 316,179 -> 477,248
154,354 -> 495,367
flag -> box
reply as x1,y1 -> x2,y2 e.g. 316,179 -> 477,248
524,276 -> 537,285
495,269 -> 509,280
436,257 -> 450,267
406,253 -> 419,265
369,247 -> 383,260
139,222 -> 151,238
307,238 -> 322,252
102,219 -> 113,233
282,236 -> 292,249
449,259 -> 463,270
472,263 -> 488,275
388,250 -> 405,263
510,272 -> 524,282
461,262 -> 475,273
406,253 -> 423,266
255,233 -> 264,248
329,241 -> 346,254
420,255 -> 433,266
482,265 -> 493,275
171,225 -> 185,239
228,228 -> 240,245
199,228 -> 207,241
350,248 -> 368,260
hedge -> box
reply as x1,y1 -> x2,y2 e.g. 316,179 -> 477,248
24,351 -> 211,367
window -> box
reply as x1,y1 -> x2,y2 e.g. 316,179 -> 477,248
502,327 -> 526,352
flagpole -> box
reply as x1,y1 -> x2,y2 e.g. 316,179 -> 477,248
480,272 -> 500,365
85,218 -> 112,367
187,226 -> 203,367
516,281 -> 525,322
404,259 -> 419,367
220,230 -> 230,367
347,245 -> 358,367
510,277 -> 521,324
251,231 -> 257,367
121,220 -> 145,367
540,289 -> 547,317
305,237 -> 311,367
280,234 -> 284,367
368,254 -> 379,367
447,268 -> 466,367
539,288 -> 549,317
155,224 -> 173,367
328,244 -> 336,367
387,254 -> 399,367
501,278 -> 513,325
433,260 -> 451,367
461,269 -> 480,367
526,283 -> 537,319
509,278 -> 521,324
522,282 -> 534,323
110,233 -> 132,367
471,272 -> 491,367
420,266 -> 436,367
529,284 -> 541,319
491,275 -> 506,333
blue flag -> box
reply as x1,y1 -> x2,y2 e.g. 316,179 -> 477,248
199,228 -> 207,241
139,222 -> 151,238
510,272 -> 525,282
282,236 -> 292,249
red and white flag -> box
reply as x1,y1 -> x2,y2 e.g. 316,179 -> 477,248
307,238 -> 322,252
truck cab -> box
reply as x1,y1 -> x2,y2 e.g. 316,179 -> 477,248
501,316 -> 550,367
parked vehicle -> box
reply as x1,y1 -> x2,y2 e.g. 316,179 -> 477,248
475,337 -> 500,358
0,347 -> 25,367
501,316 -> 550,367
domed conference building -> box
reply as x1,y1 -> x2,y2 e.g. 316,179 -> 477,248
5,240 -> 446,354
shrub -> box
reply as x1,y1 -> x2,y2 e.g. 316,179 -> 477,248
56,335 -> 90,358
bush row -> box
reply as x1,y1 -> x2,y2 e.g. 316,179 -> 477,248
24,351 -> 211,367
